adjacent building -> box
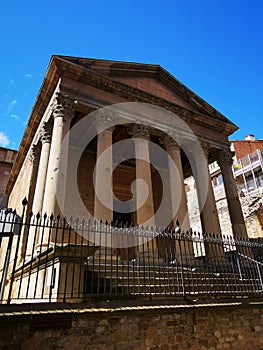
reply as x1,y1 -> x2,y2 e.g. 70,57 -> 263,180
0,147 -> 17,209
232,134 -> 263,196
187,134 -> 263,237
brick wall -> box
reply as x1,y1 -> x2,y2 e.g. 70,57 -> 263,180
232,140 -> 263,159
0,302 -> 263,350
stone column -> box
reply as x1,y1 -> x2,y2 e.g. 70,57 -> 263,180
131,125 -> 156,261
189,141 -> 224,259
27,144 -> 41,210
23,144 -> 41,258
191,142 -> 221,235
41,93 -> 74,219
162,135 -> 190,231
162,136 -> 194,265
131,125 -> 155,227
31,123 -> 52,215
94,114 -> 115,223
217,147 -> 248,238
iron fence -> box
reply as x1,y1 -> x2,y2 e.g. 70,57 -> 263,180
0,199 -> 263,304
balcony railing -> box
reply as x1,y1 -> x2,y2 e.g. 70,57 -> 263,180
0,200 -> 263,304
233,149 -> 263,170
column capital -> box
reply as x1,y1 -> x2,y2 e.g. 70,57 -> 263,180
199,140 -> 210,157
28,143 -> 41,167
183,140 -> 209,169
129,124 -> 150,139
52,92 -> 75,122
217,147 -> 234,166
94,110 -> 115,133
160,135 -> 180,151
39,122 -> 52,144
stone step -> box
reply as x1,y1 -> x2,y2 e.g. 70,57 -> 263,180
84,274 -> 262,295
84,260 -> 263,297
86,263 -> 257,281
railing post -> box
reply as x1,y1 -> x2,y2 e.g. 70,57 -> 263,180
0,209 -> 17,302
256,262 -> 263,289
7,198 -> 28,304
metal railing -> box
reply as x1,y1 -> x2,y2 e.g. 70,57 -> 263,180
0,199 -> 263,304
233,149 -> 263,169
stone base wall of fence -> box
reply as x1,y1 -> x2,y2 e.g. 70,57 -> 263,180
0,302 -> 263,350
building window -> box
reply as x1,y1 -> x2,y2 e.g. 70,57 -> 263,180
211,174 -> 224,187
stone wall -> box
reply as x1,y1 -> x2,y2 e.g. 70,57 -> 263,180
241,193 -> 263,238
8,157 -> 33,214
186,176 -> 263,238
0,302 -> 263,350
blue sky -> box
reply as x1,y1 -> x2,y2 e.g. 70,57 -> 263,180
1,0 -> 262,150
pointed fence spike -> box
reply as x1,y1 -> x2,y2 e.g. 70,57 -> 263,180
22,197 -> 28,206
4,208 -> 12,215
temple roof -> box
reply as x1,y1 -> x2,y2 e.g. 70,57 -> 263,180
6,55 -> 238,195
56,55 -> 237,126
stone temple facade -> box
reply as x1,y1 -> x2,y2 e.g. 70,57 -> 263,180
5,55 -> 247,247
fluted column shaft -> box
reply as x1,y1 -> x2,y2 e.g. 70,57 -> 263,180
163,136 -> 190,231
94,121 -> 114,223
191,143 -> 221,235
42,93 -> 74,218
132,125 -> 155,227
218,148 -> 248,238
31,123 -> 52,215
24,144 -> 41,257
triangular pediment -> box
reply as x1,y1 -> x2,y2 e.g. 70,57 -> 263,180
55,55 -> 236,127
6,54 -> 238,196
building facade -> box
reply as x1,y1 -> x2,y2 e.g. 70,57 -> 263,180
0,147 -> 17,209
2,55 -> 251,302
6,56 -> 248,237
232,134 -> 263,196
